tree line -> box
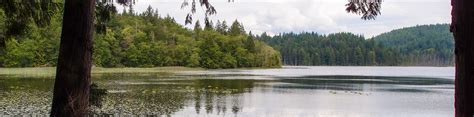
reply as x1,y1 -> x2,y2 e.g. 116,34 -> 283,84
257,32 -> 401,66
0,7 -> 282,69
373,24 -> 454,66
257,24 -> 454,66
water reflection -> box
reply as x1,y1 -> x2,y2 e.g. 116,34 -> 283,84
0,76 -> 54,115
87,77 -> 257,116
272,75 -> 454,92
191,79 -> 250,116
89,83 -> 107,108
0,67 -> 455,116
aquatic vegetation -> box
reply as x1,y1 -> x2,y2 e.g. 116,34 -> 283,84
0,67 -> 455,116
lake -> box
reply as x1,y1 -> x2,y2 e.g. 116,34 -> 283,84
0,66 -> 455,117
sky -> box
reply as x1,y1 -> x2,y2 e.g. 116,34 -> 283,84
118,0 -> 451,37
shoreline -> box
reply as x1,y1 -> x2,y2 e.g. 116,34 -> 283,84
0,67 -> 202,78
0,66 -> 280,78
0,66 -> 454,77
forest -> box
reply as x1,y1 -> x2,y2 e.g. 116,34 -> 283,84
258,24 -> 453,66
257,32 -> 401,66
0,7 -> 282,69
0,6 -> 453,68
373,24 -> 454,66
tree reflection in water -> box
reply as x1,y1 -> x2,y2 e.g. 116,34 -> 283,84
89,77 -> 257,116
191,79 -> 255,116
89,83 -> 107,108
0,73 -> 258,116
0,72 -> 454,116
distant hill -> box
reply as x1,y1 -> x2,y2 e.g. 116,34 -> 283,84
372,24 -> 454,66
258,24 -> 454,66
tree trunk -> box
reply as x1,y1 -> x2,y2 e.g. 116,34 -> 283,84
50,0 -> 95,116
452,0 -> 474,116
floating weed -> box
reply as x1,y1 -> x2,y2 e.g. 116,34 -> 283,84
329,90 -> 371,96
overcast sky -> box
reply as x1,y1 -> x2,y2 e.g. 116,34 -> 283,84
118,0 -> 451,37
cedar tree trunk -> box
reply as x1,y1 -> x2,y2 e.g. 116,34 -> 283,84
50,0 -> 95,116
452,0 -> 474,116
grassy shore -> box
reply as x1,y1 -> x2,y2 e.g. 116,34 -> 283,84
0,67 -> 204,78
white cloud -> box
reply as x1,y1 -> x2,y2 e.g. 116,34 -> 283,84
119,0 -> 451,37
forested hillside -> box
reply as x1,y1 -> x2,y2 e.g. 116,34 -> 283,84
258,24 -> 453,66
373,24 -> 453,66
257,32 -> 401,66
0,7 -> 281,68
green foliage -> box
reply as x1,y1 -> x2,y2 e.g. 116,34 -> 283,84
3,39 -> 35,67
258,32 -> 401,66
215,20 -> 228,35
259,24 -> 453,66
245,32 -> 256,53
373,24 -> 453,66
0,8 -> 281,69
0,10 -> 62,67
0,9 -> 5,42
0,0 -> 62,38
194,20 -> 202,33
229,20 -> 245,36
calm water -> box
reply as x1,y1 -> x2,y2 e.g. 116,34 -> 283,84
0,66 -> 455,117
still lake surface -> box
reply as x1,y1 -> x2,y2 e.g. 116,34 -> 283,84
0,66 -> 454,117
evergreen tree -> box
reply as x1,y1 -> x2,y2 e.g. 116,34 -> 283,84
194,20 -> 202,32
216,20 -> 229,34
229,20 -> 245,36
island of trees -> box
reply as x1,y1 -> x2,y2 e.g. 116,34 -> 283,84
0,7 -> 282,69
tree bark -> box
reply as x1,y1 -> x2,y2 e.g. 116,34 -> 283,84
452,0 -> 474,116
50,0 -> 95,116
